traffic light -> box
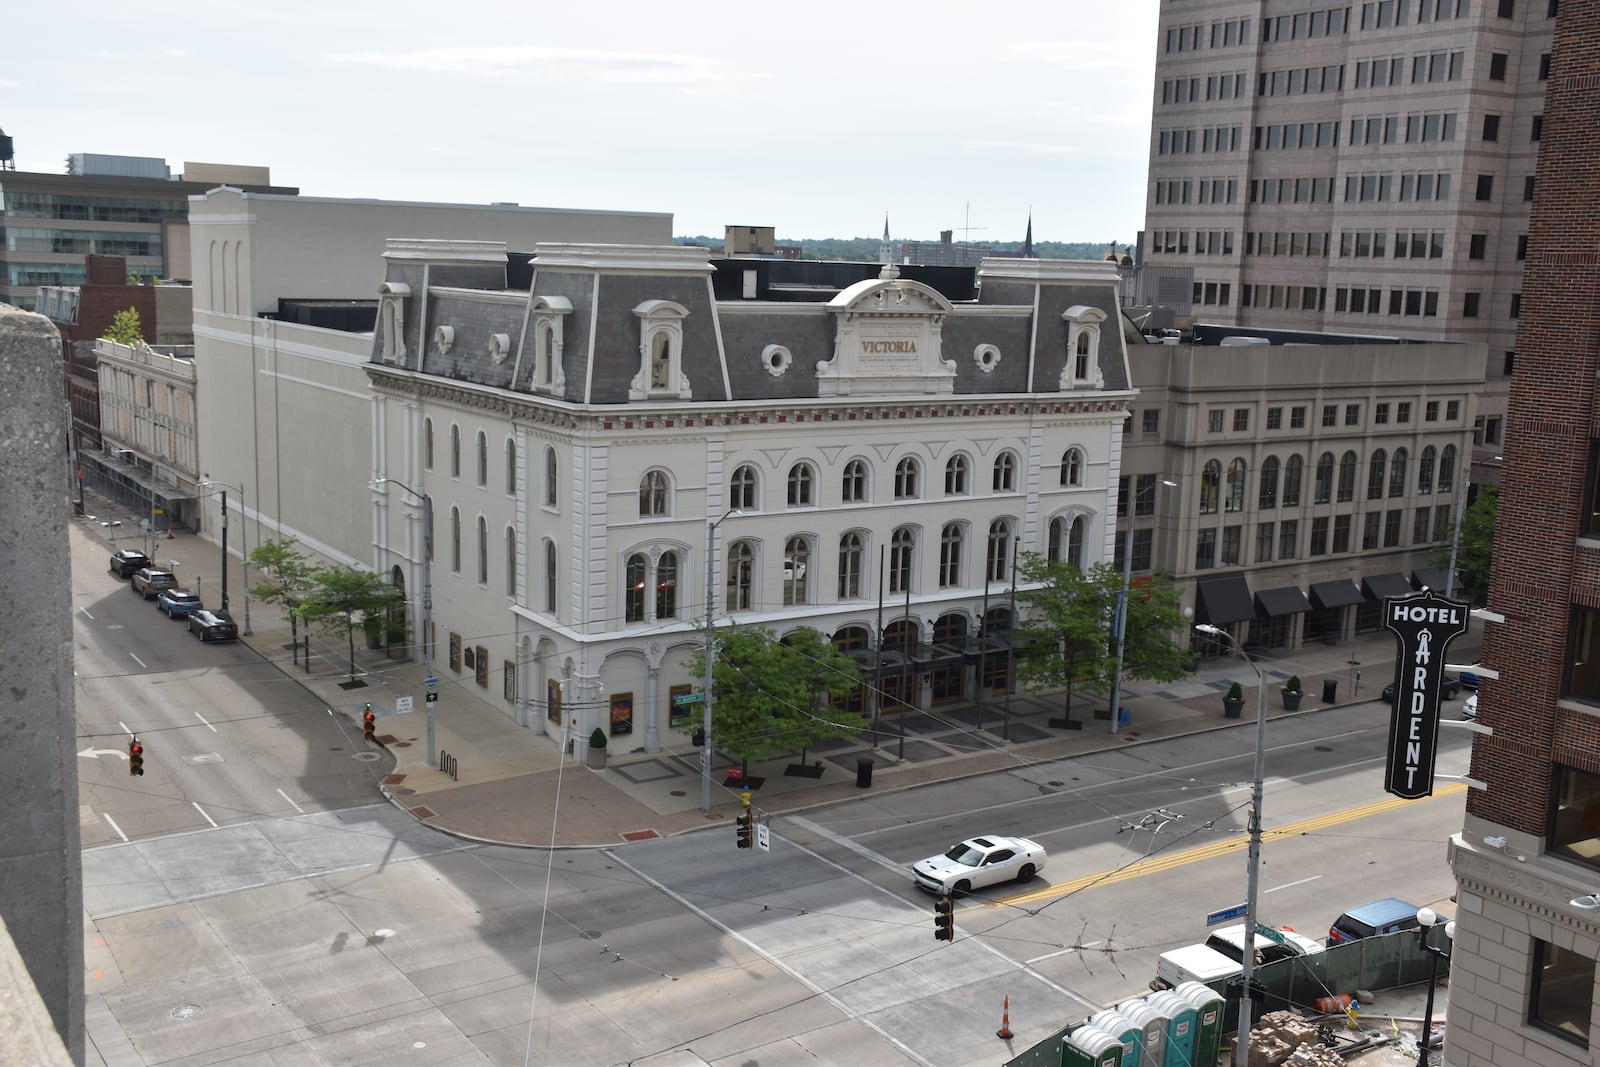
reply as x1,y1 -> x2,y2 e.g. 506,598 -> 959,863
128,739 -> 144,777
735,811 -> 753,849
362,707 -> 377,743
934,895 -> 954,941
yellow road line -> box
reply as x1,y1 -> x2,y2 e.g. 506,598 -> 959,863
993,783 -> 1467,908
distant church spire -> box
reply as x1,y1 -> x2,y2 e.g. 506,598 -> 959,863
879,215 -> 892,264
1023,211 -> 1035,258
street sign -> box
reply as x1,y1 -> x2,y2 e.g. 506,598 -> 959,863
395,696 -> 414,714
425,675 -> 438,689
1256,923 -> 1287,945
425,692 -> 438,704
674,692 -> 705,706
757,823 -> 770,852
1206,903 -> 1249,926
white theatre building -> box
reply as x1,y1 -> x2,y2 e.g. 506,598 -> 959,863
364,242 -> 1135,751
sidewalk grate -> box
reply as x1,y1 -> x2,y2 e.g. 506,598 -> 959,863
383,774 -> 406,786
620,830 -> 659,841
409,805 -> 436,819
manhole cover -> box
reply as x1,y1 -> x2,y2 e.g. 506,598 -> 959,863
392,741 -> 412,748
188,753 -> 224,764
169,1003 -> 203,1020
1047,780 -> 1066,787
353,752 -> 383,762
669,790 -> 686,797
579,930 -> 603,940
1314,745 -> 1334,752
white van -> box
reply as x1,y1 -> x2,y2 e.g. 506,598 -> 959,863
1150,923 -> 1324,991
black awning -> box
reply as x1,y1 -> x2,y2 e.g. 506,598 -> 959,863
1309,579 -> 1364,610
1362,572 -> 1413,601
1255,586 -> 1312,617
1412,567 -> 1455,593
912,641 -> 969,670
1196,574 -> 1255,625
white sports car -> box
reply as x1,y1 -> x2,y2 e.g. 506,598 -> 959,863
912,835 -> 1047,895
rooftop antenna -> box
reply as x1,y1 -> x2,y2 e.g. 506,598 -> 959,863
958,202 -> 986,243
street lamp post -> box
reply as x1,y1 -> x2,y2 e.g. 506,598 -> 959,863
372,478 -> 436,765
1415,907 -> 1455,1066
1196,622 -> 1266,1067
199,477 -> 253,635
702,509 -> 741,812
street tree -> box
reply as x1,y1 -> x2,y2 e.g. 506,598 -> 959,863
103,307 -> 144,345
248,539 -> 316,652
1435,487 -> 1497,600
1013,554 -> 1192,718
684,624 -> 867,772
293,565 -> 403,684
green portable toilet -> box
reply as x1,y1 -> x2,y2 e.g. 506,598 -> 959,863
1063,1023 -> 1124,1067
1176,981 -> 1227,1067
1089,1009 -> 1143,1067
1116,999 -> 1168,1066
1145,989 -> 1198,1067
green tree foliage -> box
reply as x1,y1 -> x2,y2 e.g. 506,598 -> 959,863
1435,487 -> 1497,599
103,307 -> 144,345
248,539 -> 316,649
293,565 -> 404,683
1013,554 -> 1192,714
684,625 -> 867,765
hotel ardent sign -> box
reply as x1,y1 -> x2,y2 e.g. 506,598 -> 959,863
1382,591 -> 1470,799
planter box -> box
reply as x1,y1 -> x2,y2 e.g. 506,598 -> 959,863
1281,690 -> 1304,711
1223,698 -> 1245,719
587,747 -> 607,769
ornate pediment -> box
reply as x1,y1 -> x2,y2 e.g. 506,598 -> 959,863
818,266 -> 957,396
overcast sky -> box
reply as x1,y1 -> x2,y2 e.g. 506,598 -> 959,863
6,1 -> 1159,245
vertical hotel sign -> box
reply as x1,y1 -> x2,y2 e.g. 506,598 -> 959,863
1382,591 -> 1469,799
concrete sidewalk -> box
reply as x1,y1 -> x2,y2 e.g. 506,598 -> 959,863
79,503 -> 1481,850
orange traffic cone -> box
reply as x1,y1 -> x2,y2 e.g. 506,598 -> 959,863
996,994 -> 1014,1040
166,528 -> 174,539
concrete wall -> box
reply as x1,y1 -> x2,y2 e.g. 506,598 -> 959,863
0,303 -> 84,1062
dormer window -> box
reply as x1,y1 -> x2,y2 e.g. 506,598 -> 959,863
377,282 -> 411,364
631,300 -> 691,400
1059,304 -> 1107,389
530,295 -> 571,394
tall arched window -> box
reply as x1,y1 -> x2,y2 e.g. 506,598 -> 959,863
1389,447 -> 1409,497
656,551 -> 678,619
993,452 -> 1017,492
987,519 -> 1011,581
838,532 -> 863,598
544,448 -> 558,508
1418,446 -> 1437,494
1338,450 -> 1359,502
544,541 -> 557,614
889,527 -> 914,594
726,540 -> 754,611
505,439 -> 517,495
1283,454 -> 1304,507
1259,456 -> 1280,509
895,457 -> 920,499
945,455 -> 969,495
1439,445 -> 1457,492
450,425 -> 461,478
1200,459 -> 1221,514
424,418 -> 434,470
1068,516 -> 1086,569
450,507 -> 462,572
788,462 -> 815,507
1060,449 -> 1084,487
939,523 -> 963,586
730,465 -> 758,511
842,459 -> 867,503
625,554 -> 647,623
1315,452 -> 1335,504
1048,517 -> 1064,563
1225,458 -> 1247,512
476,431 -> 488,487
784,536 -> 810,606
639,471 -> 670,516
477,517 -> 488,584
1367,448 -> 1388,500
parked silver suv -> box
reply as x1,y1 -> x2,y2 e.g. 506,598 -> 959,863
130,567 -> 178,599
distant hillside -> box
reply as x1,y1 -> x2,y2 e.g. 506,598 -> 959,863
675,236 -> 1135,262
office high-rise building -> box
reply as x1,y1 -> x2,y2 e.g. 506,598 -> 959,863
1143,1 -> 1555,487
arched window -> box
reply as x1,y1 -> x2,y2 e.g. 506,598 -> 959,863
1200,459 -> 1221,514
625,554 -> 647,622
477,517 -> 488,584
450,507 -> 462,572
939,523 -> 963,586
1225,458 -> 1247,512
1389,447 -> 1408,497
784,536 -> 810,606
476,431 -> 488,487
1367,448 -> 1388,500
1418,446 -> 1437,494
726,540 -> 753,611
1259,456 -> 1280,509
842,459 -> 867,503
889,527 -> 914,594
544,541 -> 557,614
987,519 -> 1011,581
1048,517 -> 1064,563
945,455 -> 969,495
993,451 -> 1017,492
1314,452 -> 1335,504
1338,450 -> 1359,502
450,425 -> 461,478
631,300 -> 689,400
656,551 -> 678,619
730,465 -> 759,511
423,418 -> 434,470
894,457 -> 920,499
1439,445 -> 1457,492
1068,516 -> 1086,569
544,448 -> 558,508
788,462 -> 815,507
504,526 -> 516,597
838,532 -> 863,598
639,471 -> 670,517
650,333 -> 672,389
1283,454 -> 1304,507
1061,449 -> 1084,487
505,438 -> 517,495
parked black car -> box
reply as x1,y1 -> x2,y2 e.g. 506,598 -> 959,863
110,549 -> 152,578
188,610 -> 239,643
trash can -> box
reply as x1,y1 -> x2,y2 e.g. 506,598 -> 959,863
1118,707 -> 1131,726
856,757 -> 874,788
1322,678 -> 1338,703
